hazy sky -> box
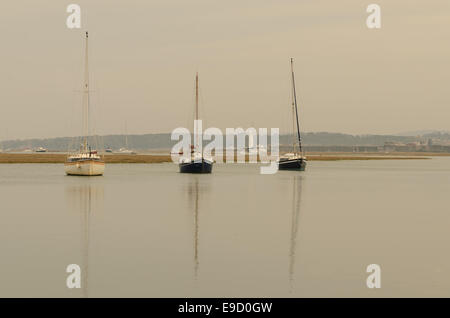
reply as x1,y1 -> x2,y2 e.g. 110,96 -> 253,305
1,0 -> 450,139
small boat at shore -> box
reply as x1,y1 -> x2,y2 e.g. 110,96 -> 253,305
116,123 -> 136,154
117,147 -> 136,155
278,58 -> 306,171
35,147 -> 47,153
179,73 -> 213,174
65,32 -> 105,176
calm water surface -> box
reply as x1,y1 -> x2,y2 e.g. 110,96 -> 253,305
1,158 -> 450,297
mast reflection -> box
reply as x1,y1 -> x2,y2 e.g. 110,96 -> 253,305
184,175 -> 211,281
65,183 -> 104,298
289,175 -> 303,293
186,176 -> 200,279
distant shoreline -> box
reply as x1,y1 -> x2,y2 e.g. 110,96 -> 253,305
0,152 -> 433,164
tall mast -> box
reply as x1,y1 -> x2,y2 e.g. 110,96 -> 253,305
195,73 -> 199,122
290,58 -> 302,153
83,31 -> 90,152
291,86 -> 296,153
195,73 -> 199,150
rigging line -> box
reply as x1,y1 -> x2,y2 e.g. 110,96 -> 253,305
94,84 -> 105,156
92,88 -> 100,154
189,76 -> 196,147
199,82 -> 208,153
290,58 -> 302,153
67,91 -> 75,156
291,71 -> 296,154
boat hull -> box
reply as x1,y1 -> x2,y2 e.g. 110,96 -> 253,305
179,159 -> 213,174
64,160 -> 105,176
278,158 -> 306,171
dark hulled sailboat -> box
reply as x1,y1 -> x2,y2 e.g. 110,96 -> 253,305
278,58 -> 307,171
179,73 -> 214,174
179,155 -> 213,173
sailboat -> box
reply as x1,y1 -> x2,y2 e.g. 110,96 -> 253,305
35,147 -> 48,153
117,122 -> 136,154
179,73 -> 213,173
239,130 -> 260,156
117,136 -> 135,154
64,32 -> 105,176
278,58 -> 307,171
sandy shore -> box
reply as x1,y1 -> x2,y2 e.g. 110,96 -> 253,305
0,152 -> 431,163
0,153 -> 170,164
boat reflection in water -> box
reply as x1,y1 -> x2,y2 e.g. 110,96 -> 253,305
186,176 -> 201,279
183,174 -> 303,292
289,176 -> 303,293
184,175 -> 212,281
65,183 -> 104,298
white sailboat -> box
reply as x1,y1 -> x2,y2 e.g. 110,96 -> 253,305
35,147 -> 47,153
238,133 -> 259,156
65,32 -> 105,176
118,148 -> 136,154
116,122 -> 136,154
117,134 -> 135,154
